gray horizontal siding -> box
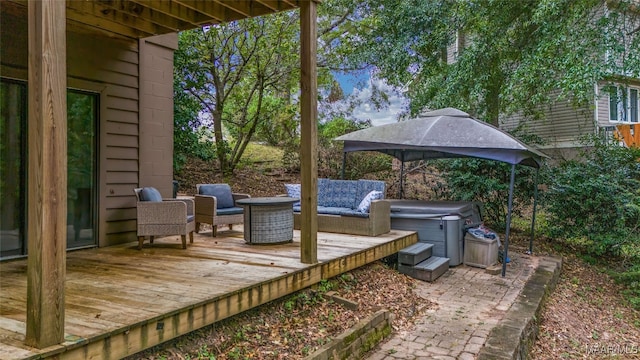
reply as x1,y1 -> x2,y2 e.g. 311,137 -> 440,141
48,31 -> 141,246
500,89 -> 595,148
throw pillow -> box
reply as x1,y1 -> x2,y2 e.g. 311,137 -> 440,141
356,190 -> 384,213
284,184 -> 301,206
198,184 -> 235,209
139,187 -> 162,202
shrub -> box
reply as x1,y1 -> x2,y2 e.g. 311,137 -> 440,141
543,136 -> 640,257
427,127 -> 544,228
317,117 -> 392,179
173,84 -> 215,172
543,136 -> 640,308
430,157 -> 538,228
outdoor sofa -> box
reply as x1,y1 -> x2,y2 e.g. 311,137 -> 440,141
284,178 -> 390,236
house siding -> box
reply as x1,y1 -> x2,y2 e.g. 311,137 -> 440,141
0,5 -> 177,248
500,89 -> 595,152
139,35 -> 178,199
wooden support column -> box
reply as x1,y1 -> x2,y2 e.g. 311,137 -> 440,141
299,0 -> 318,264
26,0 -> 67,348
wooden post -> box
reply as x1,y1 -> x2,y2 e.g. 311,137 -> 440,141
26,0 -> 67,348
299,0 -> 318,264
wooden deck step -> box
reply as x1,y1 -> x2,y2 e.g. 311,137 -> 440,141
398,256 -> 449,282
398,242 -> 433,266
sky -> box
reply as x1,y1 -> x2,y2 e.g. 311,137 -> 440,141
333,72 -> 409,127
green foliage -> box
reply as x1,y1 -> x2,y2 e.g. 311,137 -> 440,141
317,279 -> 334,293
431,157 -> 537,228
612,264 -> 640,310
173,74 -> 215,172
317,117 -> 392,179
336,0 -> 639,125
195,345 -> 216,360
543,136 -> 640,257
430,128 -> 543,228
542,135 -> 640,308
175,13 -> 301,175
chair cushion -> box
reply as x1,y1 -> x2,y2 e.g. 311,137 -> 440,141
216,207 -> 244,216
315,206 -> 370,218
317,206 -> 352,215
284,184 -> 301,206
339,209 -> 370,218
355,180 -> 386,208
139,187 -> 162,202
317,179 -> 357,208
187,215 -> 195,223
199,184 -> 235,209
357,190 -> 384,213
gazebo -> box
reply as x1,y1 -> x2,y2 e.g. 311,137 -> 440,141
335,108 -> 548,276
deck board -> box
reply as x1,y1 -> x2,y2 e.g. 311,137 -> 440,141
0,229 -> 416,360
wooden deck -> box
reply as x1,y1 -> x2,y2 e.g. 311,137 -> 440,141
0,228 -> 416,360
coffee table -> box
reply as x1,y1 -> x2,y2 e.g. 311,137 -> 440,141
236,197 -> 299,244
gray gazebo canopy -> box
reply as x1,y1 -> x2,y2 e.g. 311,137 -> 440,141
335,107 -> 548,277
335,107 -> 547,167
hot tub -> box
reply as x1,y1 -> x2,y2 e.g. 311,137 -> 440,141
389,200 -> 483,266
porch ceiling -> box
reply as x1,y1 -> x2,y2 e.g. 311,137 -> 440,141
6,0 -> 301,39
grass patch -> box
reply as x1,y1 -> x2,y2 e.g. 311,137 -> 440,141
239,143 -> 284,170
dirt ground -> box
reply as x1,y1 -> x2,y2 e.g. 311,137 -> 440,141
526,240 -> 640,359
133,159 -> 640,359
125,261 -> 431,359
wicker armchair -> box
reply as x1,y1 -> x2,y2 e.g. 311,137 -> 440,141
134,187 -> 195,249
194,184 -> 250,236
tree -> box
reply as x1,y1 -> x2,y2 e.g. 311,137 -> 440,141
336,0 -> 640,126
175,13 -> 300,175
174,1 -> 391,175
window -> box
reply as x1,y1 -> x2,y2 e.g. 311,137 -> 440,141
631,89 -> 638,123
608,85 -> 639,123
0,79 -> 99,259
67,90 -> 99,249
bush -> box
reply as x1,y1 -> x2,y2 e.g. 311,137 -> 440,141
430,157 -> 538,228
543,136 -> 640,257
173,84 -> 215,172
543,136 -> 640,309
317,117 -> 392,179
427,127 -> 545,228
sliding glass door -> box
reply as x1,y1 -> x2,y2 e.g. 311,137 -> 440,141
0,81 -> 27,258
67,90 -> 98,248
0,80 -> 99,259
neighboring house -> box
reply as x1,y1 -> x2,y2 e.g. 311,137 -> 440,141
499,2 -> 640,160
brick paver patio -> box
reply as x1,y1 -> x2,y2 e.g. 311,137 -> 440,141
369,253 -> 540,359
